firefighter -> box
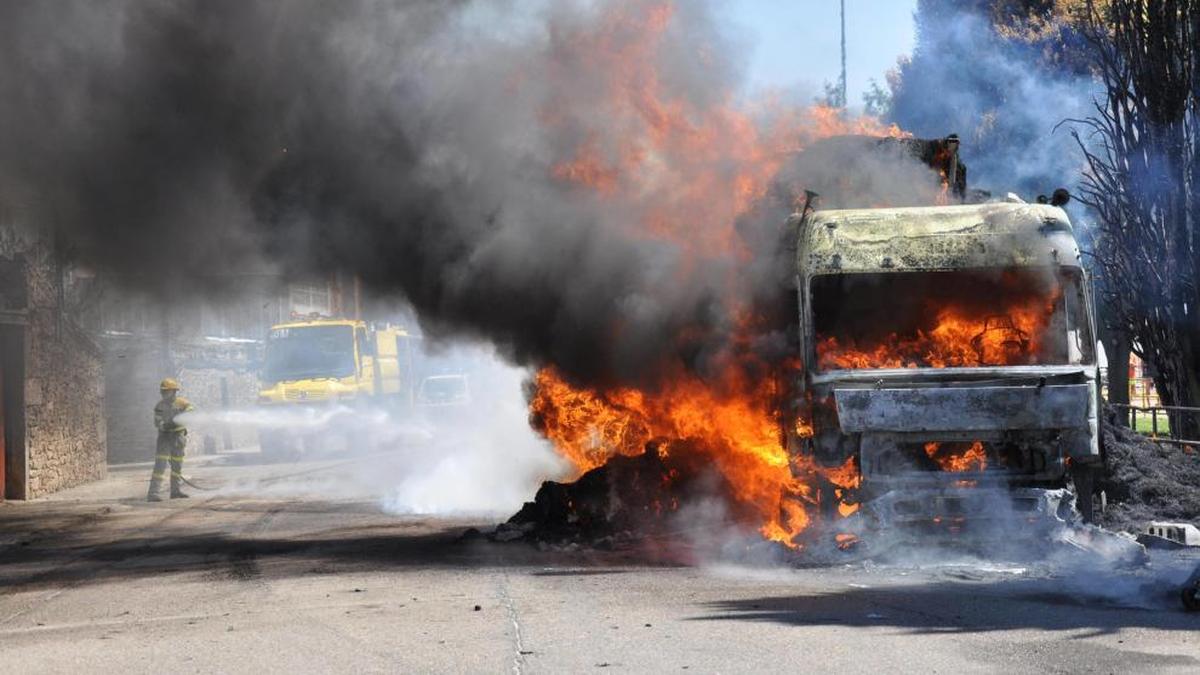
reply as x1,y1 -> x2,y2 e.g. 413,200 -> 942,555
147,378 -> 194,502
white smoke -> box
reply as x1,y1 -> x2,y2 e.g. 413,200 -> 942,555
177,342 -> 567,515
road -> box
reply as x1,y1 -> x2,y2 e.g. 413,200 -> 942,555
1,449 -> 1197,674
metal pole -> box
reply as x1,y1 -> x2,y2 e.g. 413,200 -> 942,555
840,0 -> 847,109
1152,407 -> 1158,437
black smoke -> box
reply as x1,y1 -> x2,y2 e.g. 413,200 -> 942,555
0,0 -> 791,389
0,0 -> 942,391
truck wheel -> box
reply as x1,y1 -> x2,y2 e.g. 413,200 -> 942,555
259,431 -> 288,462
1071,462 -> 1096,525
1182,581 -> 1200,612
346,428 -> 371,455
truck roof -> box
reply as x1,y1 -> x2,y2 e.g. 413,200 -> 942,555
794,200 -> 1082,276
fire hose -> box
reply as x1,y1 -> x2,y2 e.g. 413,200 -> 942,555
178,474 -> 220,491
174,454 -> 369,493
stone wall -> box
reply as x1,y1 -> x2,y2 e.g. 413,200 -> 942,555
101,337 -> 164,464
22,245 -> 106,497
103,336 -> 262,463
177,363 -> 261,453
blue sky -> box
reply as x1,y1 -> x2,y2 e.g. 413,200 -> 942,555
461,1 -> 919,107
724,1 -> 918,104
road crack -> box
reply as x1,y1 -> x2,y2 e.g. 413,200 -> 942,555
496,572 -> 527,675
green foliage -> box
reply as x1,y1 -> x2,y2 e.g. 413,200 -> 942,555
1073,0 -> 1200,435
862,78 -> 892,117
816,79 -> 846,110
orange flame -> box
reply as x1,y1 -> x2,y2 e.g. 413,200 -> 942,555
817,290 -> 1063,371
530,366 -> 860,546
924,441 -> 988,472
526,1 -> 909,547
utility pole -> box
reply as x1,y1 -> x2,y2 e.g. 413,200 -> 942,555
839,0 -> 847,109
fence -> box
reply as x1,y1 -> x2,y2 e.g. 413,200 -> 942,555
1110,403 -> 1200,449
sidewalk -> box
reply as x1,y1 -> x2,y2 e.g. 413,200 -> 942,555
31,450 -> 245,505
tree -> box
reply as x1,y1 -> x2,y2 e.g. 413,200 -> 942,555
1071,0 -> 1200,435
887,0 -> 1093,193
887,1 -> 1141,414
817,79 -> 846,110
862,78 -> 892,117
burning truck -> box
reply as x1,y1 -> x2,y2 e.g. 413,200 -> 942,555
786,137 -> 1103,533
515,134 -> 1106,552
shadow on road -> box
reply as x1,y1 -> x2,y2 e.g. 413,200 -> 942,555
0,502 -> 650,594
691,582 -> 1200,637
5,494 -> 1197,644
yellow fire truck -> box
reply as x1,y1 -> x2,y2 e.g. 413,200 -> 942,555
256,317 -> 419,456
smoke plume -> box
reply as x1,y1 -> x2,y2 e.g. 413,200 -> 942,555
0,0 -> 833,390
888,1 -> 1098,196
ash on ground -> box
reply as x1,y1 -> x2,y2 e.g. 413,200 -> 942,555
1099,416 -> 1200,533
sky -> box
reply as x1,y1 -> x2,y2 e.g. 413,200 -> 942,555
724,0 -> 918,105
463,1 -> 919,106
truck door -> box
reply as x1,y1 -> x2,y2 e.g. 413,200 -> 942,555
356,327 -> 380,396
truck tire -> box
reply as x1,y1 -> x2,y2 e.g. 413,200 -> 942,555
259,430 -> 289,462
1183,580 -> 1200,612
1071,462 -> 1096,525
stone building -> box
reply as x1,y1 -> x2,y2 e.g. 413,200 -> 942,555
0,229 -> 106,500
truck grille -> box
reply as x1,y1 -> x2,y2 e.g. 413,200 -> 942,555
283,389 -> 325,401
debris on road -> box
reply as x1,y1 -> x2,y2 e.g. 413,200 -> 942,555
493,416 -> 1199,571
498,442 -> 743,545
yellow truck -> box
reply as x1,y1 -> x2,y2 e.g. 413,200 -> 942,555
256,318 -> 419,456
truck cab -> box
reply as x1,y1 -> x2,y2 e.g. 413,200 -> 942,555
789,199 -> 1103,526
256,317 -> 419,455
258,318 -> 417,404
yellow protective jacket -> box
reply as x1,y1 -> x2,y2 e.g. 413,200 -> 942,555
154,397 -> 194,434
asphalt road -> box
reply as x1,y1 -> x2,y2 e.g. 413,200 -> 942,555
1,450 -> 1197,674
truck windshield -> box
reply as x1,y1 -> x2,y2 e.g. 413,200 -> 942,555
263,325 -> 356,383
811,268 -> 1093,371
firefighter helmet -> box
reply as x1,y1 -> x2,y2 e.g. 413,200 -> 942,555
160,378 -> 181,392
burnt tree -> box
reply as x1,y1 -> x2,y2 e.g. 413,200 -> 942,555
1072,0 -> 1200,436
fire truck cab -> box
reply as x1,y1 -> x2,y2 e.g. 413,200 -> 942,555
789,198 -> 1104,526
256,318 -> 420,456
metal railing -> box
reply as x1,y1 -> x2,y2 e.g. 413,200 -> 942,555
1110,403 -> 1200,449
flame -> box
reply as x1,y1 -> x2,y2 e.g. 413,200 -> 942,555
794,418 -> 814,439
924,441 -> 988,472
543,2 -> 907,259
530,366 -> 860,546
817,290 -> 1063,370
525,1 -> 909,547
934,167 -> 951,206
